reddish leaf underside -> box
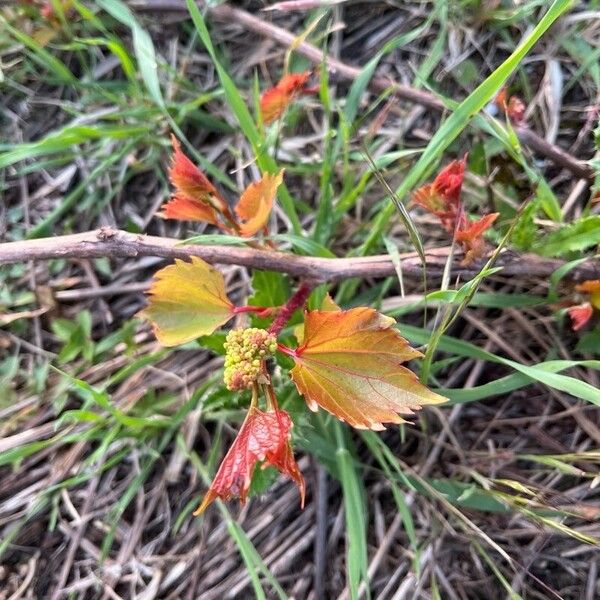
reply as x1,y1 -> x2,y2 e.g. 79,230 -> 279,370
235,170 -> 284,236
160,136 -> 226,222
140,257 -> 235,346
412,158 -> 499,265
289,307 -> 447,430
568,303 -> 594,331
194,407 -> 305,515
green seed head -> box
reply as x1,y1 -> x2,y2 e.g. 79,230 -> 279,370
223,327 -> 277,391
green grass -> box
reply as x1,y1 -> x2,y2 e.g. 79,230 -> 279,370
1,0 -> 599,597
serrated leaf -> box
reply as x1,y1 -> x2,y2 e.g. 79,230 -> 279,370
194,407 -> 304,514
294,293 -> 340,345
289,308 -> 446,429
161,195 -> 220,223
160,136 -> 226,222
141,257 -> 235,346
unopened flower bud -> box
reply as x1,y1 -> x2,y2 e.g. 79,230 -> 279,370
223,328 -> 277,391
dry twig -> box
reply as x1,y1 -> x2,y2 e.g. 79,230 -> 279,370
1,228 -> 598,283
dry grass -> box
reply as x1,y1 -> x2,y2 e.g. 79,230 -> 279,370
1,1 -> 599,599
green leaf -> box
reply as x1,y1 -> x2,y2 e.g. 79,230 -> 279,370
96,0 -> 164,107
402,324 -> 600,406
577,327 -> 600,355
0,124 -> 148,170
534,216 -> 600,256
271,234 -> 336,258
1,17 -> 75,82
140,258 -> 235,346
334,421 -> 370,600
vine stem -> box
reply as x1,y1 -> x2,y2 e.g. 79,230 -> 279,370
268,281 -> 315,336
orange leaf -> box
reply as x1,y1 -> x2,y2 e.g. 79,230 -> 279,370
288,308 -> 446,430
160,194 -> 220,224
495,87 -> 509,112
575,280 -> 600,310
235,170 -> 284,236
495,87 -> 526,123
140,257 -> 235,346
194,407 -> 304,515
411,184 -> 446,215
567,303 -> 593,331
455,213 -> 499,265
455,213 -> 499,243
260,71 -> 313,125
294,293 -> 340,344
575,280 -> 600,294
163,136 -> 227,220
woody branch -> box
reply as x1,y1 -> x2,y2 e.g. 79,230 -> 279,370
1,229 -> 598,283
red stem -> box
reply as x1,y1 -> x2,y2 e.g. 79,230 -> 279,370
233,305 -> 276,317
277,343 -> 296,357
268,281 -> 314,336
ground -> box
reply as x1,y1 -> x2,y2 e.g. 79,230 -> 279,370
1,1 -> 600,599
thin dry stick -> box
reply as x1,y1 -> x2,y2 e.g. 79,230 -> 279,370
132,0 -> 595,180
1,228 -> 598,283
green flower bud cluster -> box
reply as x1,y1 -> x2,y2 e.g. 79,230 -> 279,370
223,328 -> 278,391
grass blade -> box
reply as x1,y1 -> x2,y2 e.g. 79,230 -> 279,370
361,0 -> 574,253
185,0 -> 302,234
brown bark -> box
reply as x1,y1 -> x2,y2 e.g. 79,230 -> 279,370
1,228 -> 598,283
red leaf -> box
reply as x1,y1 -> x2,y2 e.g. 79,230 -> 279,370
412,158 -> 467,232
160,194 -> 220,224
455,213 -> 499,242
411,184 -> 446,216
260,71 -> 313,125
455,212 -> 499,265
194,407 -> 305,514
413,158 -> 499,264
567,303 -> 593,331
433,157 -> 466,207
161,136 -> 227,221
